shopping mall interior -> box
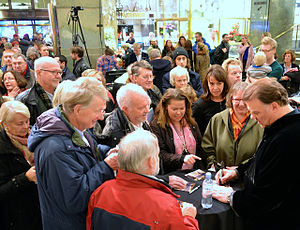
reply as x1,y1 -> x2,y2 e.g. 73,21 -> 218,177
0,0 -> 299,69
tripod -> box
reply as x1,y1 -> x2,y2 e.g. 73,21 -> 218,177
68,6 -> 92,68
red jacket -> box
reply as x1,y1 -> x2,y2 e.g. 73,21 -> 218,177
87,169 -> 199,230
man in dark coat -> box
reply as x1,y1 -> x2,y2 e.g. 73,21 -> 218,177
55,55 -> 76,81
214,33 -> 230,65
149,48 -> 172,93
70,46 -> 90,78
100,83 -> 151,148
213,78 -> 300,230
127,42 -> 149,66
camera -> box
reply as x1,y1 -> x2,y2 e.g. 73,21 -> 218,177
70,6 -> 84,17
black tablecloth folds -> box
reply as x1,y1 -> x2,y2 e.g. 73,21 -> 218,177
169,169 -> 245,230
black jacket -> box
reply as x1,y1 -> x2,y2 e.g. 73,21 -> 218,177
0,128 -> 42,230
214,40 -> 230,65
73,58 -> 90,78
150,119 -> 205,174
280,63 -> 300,96
99,107 -> 151,148
149,58 -> 172,93
16,85 -> 50,126
192,98 -> 226,135
127,51 -> 150,66
62,66 -> 76,81
233,109 -> 300,230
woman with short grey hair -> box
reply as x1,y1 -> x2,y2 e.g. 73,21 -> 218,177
27,77 -> 118,230
169,66 -> 190,89
0,100 -> 42,230
26,46 -> 40,70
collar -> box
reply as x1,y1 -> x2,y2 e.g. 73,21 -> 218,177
21,65 -> 28,77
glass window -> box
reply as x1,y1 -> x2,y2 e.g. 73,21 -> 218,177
11,0 -> 32,9
0,0 -> 9,9
0,21 -> 16,39
34,0 -> 51,9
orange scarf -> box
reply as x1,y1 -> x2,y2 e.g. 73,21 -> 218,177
230,109 -> 250,141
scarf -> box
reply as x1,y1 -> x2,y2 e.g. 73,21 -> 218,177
5,127 -> 34,166
35,82 -> 53,110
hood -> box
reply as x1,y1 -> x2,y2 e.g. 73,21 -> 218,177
28,107 -> 72,152
149,59 -> 172,72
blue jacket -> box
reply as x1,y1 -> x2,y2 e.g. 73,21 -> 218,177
192,37 -> 211,54
162,70 -> 204,97
28,106 -> 114,230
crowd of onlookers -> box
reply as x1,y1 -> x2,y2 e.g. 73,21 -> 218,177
0,30 -> 300,230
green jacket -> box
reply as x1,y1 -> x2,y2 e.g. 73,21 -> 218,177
201,108 -> 263,168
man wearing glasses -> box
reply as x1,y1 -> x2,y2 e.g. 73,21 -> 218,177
260,37 -> 283,81
16,56 -> 62,125
12,53 -> 35,89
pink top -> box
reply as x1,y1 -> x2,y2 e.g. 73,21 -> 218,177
170,122 -> 196,170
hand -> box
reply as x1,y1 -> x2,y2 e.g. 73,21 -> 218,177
212,184 -> 234,203
184,155 -> 201,165
215,168 -> 238,185
7,87 -> 20,98
107,146 -> 119,156
168,175 -> 187,190
104,152 -> 119,170
281,76 -> 290,81
181,202 -> 197,218
222,48 -> 227,53
25,166 -> 37,183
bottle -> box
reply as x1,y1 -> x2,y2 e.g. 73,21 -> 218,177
201,172 -> 213,209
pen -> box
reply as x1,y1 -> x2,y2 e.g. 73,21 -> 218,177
189,185 -> 200,194
219,161 -> 225,185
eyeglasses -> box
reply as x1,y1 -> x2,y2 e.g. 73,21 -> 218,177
140,75 -> 154,80
3,77 -> 16,82
232,98 -> 245,104
40,69 -> 62,75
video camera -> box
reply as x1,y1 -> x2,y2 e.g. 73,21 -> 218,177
70,6 -> 84,17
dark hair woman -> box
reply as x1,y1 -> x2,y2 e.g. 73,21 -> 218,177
150,88 -> 205,174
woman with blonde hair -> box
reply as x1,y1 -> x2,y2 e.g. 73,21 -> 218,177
150,88 -> 205,174
0,101 -> 42,230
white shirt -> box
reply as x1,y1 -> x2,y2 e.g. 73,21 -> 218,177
73,127 -> 90,147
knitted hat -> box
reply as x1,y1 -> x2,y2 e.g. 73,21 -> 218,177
173,47 -> 188,60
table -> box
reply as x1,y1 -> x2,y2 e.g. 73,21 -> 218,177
170,170 -> 245,230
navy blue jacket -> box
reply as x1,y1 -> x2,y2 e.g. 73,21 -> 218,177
28,107 -> 114,230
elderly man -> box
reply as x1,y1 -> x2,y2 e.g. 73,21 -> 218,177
148,48 -> 172,93
260,37 -> 283,81
131,60 -> 161,110
222,58 -> 243,87
87,130 -> 199,230
213,78 -> 300,230
127,42 -> 149,66
12,53 -> 35,89
28,77 -> 117,230
16,56 -> 61,125
162,47 -> 203,96
100,83 -> 151,148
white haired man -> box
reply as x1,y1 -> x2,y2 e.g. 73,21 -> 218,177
100,83 -> 151,148
28,77 -> 118,230
87,130 -> 199,230
16,56 -> 61,125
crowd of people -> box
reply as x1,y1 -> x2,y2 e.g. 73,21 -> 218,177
0,29 -> 300,230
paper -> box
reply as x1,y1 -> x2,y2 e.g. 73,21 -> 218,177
185,169 -> 206,181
